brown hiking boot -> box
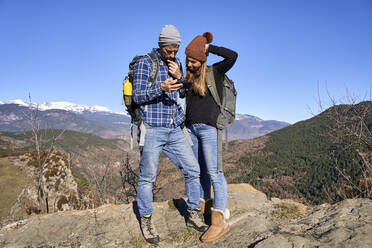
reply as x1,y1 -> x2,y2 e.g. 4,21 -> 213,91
187,208 -> 208,232
201,199 -> 230,220
201,208 -> 229,242
140,215 -> 160,244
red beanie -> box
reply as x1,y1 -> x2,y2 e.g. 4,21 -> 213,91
185,32 -> 213,62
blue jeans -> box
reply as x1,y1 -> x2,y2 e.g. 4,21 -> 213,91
136,123 -> 201,217
187,124 -> 228,211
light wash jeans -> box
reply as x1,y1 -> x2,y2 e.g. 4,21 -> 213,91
187,123 -> 228,211
136,123 -> 201,217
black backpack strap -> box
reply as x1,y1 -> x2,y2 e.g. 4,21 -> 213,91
217,128 -> 224,172
145,52 -> 160,88
206,66 -> 221,107
128,52 -> 159,88
206,66 -> 224,171
128,55 -> 144,81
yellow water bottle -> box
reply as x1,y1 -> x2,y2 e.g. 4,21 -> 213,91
123,76 -> 133,106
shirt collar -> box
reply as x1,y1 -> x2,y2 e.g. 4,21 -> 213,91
153,48 -> 166,62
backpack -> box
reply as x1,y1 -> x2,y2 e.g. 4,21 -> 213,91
205,66 -> 237,172
122,52 -> 160,150
205,66 -> 237,130
122,52 -> 159,126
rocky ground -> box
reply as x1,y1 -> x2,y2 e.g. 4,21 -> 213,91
0,184 -> 371,248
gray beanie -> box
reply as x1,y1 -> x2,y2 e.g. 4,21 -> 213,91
158,24 -> 181,47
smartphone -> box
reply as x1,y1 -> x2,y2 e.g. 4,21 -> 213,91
180,81 -> 193,89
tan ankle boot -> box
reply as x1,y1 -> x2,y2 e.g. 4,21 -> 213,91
200,199 -> 213,217
201,208 -> 229,242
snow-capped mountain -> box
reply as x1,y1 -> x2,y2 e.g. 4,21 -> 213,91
235,114 -> 263,122
0,100 -> 290,140
0,100 -> 131,139
0,100 -> 127,116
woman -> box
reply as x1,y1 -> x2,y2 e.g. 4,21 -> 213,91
184,32 -> 238,242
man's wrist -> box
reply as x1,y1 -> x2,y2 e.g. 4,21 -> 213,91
176,73 -> 182,80
160,81 -> 166,91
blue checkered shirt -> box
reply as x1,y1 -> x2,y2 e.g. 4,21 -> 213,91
132,48 -> 185,127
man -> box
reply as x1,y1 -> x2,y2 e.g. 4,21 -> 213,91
133,24 -> 207,244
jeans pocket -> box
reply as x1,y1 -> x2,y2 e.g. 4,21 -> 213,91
143,122 -> 152,129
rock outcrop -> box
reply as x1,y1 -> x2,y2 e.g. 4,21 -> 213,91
9,151 -> 91,221
1,184 -> 371,247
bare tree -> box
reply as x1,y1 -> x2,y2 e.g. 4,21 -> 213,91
119,152 -> 162,204
328,100 -> 371,199
85,153 -> 118,205
23,94 -> 65,213
311,86 -> 372,200
119,153 -> 138,203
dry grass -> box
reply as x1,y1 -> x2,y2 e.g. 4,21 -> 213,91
272,203 -> 304,220
120,236 -> 148,248
120,227 -> 200,248
162,227 -> 201,245
0,157 -> 33,224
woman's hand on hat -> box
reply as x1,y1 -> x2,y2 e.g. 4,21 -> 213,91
167,60 -> 182,80
161,78 -> 182,93
205,44 -> 210,56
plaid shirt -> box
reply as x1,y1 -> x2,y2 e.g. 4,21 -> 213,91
132,48 -> 185,127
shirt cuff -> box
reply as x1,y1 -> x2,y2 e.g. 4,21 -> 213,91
151,80 -> 163,97
208,44 -> 216,53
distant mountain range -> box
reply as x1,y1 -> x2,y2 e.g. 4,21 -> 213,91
228,114 -> 290,139
0,100 -> 290,140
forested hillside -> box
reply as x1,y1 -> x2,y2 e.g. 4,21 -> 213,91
227,101 -> 372,204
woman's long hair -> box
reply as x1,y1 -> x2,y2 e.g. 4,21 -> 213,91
185,62 -> 207,96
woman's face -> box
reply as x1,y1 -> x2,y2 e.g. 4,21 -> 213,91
186,57 -> 202,73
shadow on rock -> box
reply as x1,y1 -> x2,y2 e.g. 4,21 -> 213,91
171,198 -> 188,222
131,201 -> 141,222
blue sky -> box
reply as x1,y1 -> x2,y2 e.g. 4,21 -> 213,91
0,0 -> 371,124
